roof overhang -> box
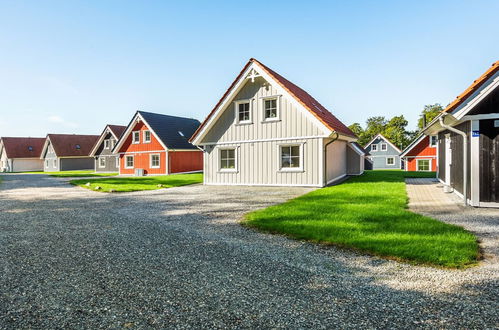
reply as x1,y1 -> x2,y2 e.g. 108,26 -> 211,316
89,125 -> 119,157
348,142 -> 365,156
39,136 -> 56,159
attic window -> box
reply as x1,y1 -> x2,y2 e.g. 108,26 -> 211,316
178,131 -> 185,137
76,144 -> 81,150
28,146 -> 33,151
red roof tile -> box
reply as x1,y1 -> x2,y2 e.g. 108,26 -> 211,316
1,137 -> 46,158
190,58 -> 356,142
445,60 -> 499,113
47,134 -> 99,157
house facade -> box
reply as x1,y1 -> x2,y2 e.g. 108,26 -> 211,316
424,60 -> 499,207
0,137 -> 45,172
190,58 -> 364,187
40,134 -> 99,172
363,134 -> 401,169
89,125 -> 126,173
113,111 -> 203,176
400,134 -> 438,172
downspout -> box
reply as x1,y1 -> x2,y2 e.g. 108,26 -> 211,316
323,131 -> 339,186
439,115 -> 467,206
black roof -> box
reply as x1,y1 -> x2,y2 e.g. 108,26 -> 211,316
138,111 -> 201,150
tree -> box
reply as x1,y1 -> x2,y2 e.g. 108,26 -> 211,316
383,115 -> 410,149
418,103 -> 443,130
348,123 -> 364,137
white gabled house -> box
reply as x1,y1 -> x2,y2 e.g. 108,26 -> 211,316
190,58 -> 365,187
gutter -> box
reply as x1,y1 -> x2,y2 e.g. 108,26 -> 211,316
439,115 -> 468,206
323,131 -> 339,186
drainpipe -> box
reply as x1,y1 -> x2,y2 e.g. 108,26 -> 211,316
439,115 -> 467,206
323,131 -> 339,186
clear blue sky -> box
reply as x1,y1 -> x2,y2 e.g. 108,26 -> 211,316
1,0 -> 498,137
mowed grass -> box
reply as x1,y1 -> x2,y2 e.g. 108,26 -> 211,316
243,170 -> 479,268
22,170 -> 118,177
70,173 -> 203,192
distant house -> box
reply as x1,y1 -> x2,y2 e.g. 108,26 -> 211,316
0,137 -> 46,172
40,134 -> 99,172
363,134 -> 401,169
113,111 -> 203,176
189,58 -> 364,187
89,125 -> 126,173
400,134 -> 438,172
424,60 -> 499,207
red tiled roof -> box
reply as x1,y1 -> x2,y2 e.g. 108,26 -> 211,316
190,58 -> 356,142
1,137 -> 46,158
445,60 -> 499,113
107,125 -> 126,139
47,134 -> 99,157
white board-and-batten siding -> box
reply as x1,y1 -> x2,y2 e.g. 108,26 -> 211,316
200,77 -> 328,187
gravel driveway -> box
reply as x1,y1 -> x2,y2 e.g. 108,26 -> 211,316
1,174 -> 498,329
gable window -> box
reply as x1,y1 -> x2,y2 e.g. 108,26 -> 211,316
132,131 -> 140,144
371,144 -> 378,152
143,130 -> 151,143
219,148 -> 236,171
99,157 -> 106,168
430,136 -> 438,147
386,157 -> 395,165
381,143 -> 387,151
279,144 -> 303,171
104,140 -> 110,149
417,159 -> 431,171
150,154 -> 160,168
235,100 -> 251,124
125,155 -> 134,169
263,97 -> 279,121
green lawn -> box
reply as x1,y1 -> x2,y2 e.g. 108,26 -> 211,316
243,170 -> 479,268
22,170 -> 118,178
70,173 -> 203,192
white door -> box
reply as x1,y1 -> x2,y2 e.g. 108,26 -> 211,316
445,134 -> 452,185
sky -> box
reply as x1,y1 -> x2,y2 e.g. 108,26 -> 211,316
0,0 -> 498,137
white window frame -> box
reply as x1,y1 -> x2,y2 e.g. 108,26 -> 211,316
115,156 -> 119,168
429,135 -> 438,147
371,144 -> 378,152
104,139 -> 110,149
262,96 -> 280,122
53,159 -> 57,168
380,143 -> 387,151
98,157 -> 106,168
218,147 -> 238,173
125,155 -> 134,169
278,143 -> 304,172
150,154 -> 160,169
143,130 -> 151,143
132,131 -> 140,144
234,99 -> 252,125
386,157 -> 395,166
417,159 -> 431,172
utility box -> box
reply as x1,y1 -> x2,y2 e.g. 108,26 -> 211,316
135,168 -> 145,176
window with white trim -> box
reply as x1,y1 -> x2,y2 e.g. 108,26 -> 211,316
53,159 -> 57,168
386,157 -> 395,165
280,145 -> 302,170
263,97 -> 278,120
219,148 -> 236,171
99,157 -> 106,168
104,140 -> 110,149
125,155 -> 134,168
430,136 -> 437,147
235,100 -> 251,123
150,154 -> 160,168
381,143 -> 387,151
144,130 -> 151,143
132,131 -> 140,144
417,159 -> 431,171
115,156 -> 119,168
371,144 -> 378,152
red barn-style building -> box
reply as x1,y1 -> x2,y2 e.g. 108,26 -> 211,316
113,111 -> 203,176
400,134 -> 438,172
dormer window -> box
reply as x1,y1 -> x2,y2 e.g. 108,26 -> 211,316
371,144 -> 378,152
235,100 -> 251,124
132,131 -> 140,144
143,130 -> 151,143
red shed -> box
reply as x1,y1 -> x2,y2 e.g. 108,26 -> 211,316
113,111 -> 203,176
400,134 -> 438,172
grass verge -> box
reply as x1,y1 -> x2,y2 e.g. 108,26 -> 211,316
70,173 -> 203,192
243,170 -> 479,268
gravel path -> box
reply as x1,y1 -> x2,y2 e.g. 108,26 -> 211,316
1,174 -> 498,329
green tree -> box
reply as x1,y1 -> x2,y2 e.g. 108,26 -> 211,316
383,115 -> 410,149
361,116 -> 387,145
348,122 -> 364,138
418,103 -> 443,129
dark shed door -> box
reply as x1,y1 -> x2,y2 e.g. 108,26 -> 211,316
479,119 -> 499,203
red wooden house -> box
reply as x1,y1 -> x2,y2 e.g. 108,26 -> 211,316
113,111 -> 203,175
400,134 -> 438,171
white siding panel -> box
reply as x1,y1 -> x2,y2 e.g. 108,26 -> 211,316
326,140 -> 347,183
